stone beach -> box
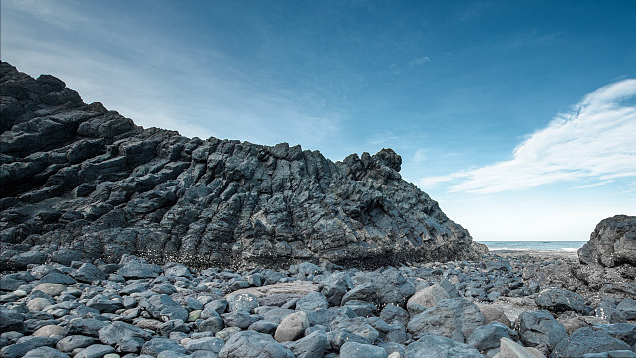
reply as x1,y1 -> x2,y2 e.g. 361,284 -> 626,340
1,243 -> 635,358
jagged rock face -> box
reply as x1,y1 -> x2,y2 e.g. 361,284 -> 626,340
578,215 -> 636,268
0,61 -> 481,269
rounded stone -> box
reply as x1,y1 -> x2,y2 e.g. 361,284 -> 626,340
274,311 -> 310,342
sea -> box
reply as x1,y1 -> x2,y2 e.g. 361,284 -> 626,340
478,241 -> 587,252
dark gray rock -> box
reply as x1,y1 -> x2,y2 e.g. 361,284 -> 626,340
319,272 -> 352,306
296,291 -> 329,311
551,327 -> 632,358
466,321 -> 518,353
404,334 -> 485,358
56,335 -> 96,353
141,337 -> 186,357
0,307 -> 26,333
74,344 -> 115,358
185,336 -> 224,354
98,321 -> 153,346
65,318 -> 109,337
0,336 -> 56,358
23,346 -> 70,358
407,298 -> 485,342
37,272 -> 77,285
285,330 -> 327,358
616,298 -> 636,320
579,215 -> 636,267
0,61 -> 481,270
340,341 -> 387,358
218,331 -> 294,358
118,256 -> 162,279
517,310 -> 567,352
222,310 -> 262,330
73,263 -> 106,283
535,288 -> 586,313
581,352 -> 636,358
248,320 -> 278,335
226,293 -> 259,313
379,304 -> 409,328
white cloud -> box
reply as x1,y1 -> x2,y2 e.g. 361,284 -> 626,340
418,78 -> 636,193
410,56 -> 430,65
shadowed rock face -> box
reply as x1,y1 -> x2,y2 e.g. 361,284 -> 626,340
578,215 -> 636,268
0,61 -> 482,269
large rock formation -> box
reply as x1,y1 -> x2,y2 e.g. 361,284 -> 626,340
0,61 -> 482,270
578,215 -> 636,268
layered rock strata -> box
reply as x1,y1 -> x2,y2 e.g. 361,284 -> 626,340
0,61 -> 482,269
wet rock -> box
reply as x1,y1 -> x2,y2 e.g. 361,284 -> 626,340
467,322 -> 518,353
284,330 -> 327,358
141,337 -> 186,357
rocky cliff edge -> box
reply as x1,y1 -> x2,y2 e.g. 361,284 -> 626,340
0,61 -> 484,270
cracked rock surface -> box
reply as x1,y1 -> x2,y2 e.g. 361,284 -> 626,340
1,61 -> 483,270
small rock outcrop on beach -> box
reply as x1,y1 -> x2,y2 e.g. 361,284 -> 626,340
578,215 -> 636,268
0,61 -> 482,269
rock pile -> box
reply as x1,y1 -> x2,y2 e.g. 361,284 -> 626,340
1,253 -> 635,358
0,61 -> 482,270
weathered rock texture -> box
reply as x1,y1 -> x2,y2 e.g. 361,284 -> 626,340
578,215 -> 636,268
0,61 -> 482,270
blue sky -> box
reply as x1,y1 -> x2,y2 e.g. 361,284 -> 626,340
2,0 -> 635,241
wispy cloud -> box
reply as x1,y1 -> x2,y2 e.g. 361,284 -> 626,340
1,0 -> 342,152
410,56 -> 430,66
418,79 -> 636,193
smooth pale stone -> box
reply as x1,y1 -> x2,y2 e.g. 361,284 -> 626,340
494,337 -> 545,358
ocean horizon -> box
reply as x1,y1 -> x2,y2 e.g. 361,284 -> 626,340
477,240 -> 587,252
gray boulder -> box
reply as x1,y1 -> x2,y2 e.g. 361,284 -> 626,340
405,334 -> 485,358
466,322 -> 518,353
56,335 -> 96,353
23,346 -> 70,358
141,337 -> 186,357
551,327 -> 631,358
74,344 -> 116,358
0,337 -> 56,358
535,288 -> 586,313
516,310 -> 567,352
578,215 -> 636,267
98,321 -> 153,345
285,330 -> 327,358
218,331 -> 294,358
340,341 -> 387,358
407,298 -> 485,342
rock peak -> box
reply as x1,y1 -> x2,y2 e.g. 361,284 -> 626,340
0,62 -> 482,270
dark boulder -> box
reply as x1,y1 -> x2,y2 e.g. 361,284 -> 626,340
579,215 -> 636,268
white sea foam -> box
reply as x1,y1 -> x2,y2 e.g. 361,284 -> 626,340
561,247 -> 579,252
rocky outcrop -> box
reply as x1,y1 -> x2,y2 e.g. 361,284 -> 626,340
578,215 -> 636,268
0,61 -> 482,270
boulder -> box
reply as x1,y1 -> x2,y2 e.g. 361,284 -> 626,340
407,298 -> 485,342
340,341 -> 388,358
578,215 -> 636,267
404,334 -> 485,358
535,288 -> 586,313
218,331 -> 294,358
516,310 -> 567,352
274,311 -> 310,342
551,327 -> 631,358
407,284 -> 450,314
